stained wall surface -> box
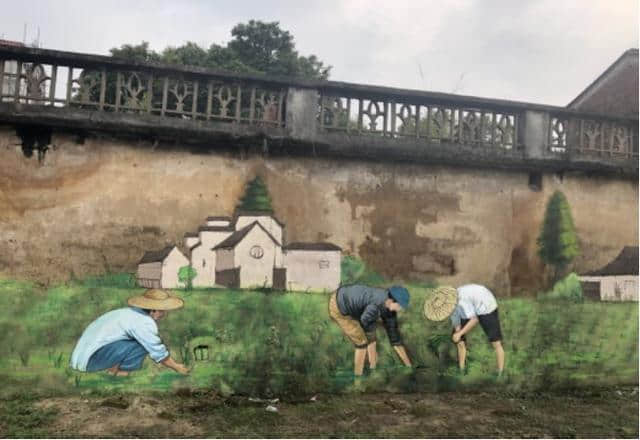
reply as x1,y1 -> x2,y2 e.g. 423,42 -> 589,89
0,127 -> 637,295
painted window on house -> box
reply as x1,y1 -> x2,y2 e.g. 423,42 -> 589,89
250,245 -> 264,259
193,344 -> 210,361
319,260 -> 330,269
202,259 -> 206,268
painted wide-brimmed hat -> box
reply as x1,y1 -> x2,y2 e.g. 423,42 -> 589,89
423,286 -> 458,321
127,289 -> 184,311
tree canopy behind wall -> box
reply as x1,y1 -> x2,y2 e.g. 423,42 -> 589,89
237,177 -> 273,213
109,20 -> 330,80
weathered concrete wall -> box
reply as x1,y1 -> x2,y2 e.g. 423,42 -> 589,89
0,126 -> 637,295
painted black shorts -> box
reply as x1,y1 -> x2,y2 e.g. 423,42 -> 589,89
457,308 -> 503,343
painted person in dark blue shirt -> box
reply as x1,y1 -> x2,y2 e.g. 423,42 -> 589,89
329,284 -> 412,376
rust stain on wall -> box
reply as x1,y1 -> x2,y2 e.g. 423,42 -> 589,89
335,175 -> 475,281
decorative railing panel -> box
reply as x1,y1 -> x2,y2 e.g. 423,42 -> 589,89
318,93 -> 520,151
549,114 -> 637,159
0,57 -> 286,127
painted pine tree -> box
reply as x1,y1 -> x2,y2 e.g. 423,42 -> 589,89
537,190 -> 580,283
237,176 -> 273,213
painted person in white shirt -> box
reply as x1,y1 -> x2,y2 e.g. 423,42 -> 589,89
450,284 -> 505,375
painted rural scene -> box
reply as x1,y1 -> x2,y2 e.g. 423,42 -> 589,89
0,3 -> 638,438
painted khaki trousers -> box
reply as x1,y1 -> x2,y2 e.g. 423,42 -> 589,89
329,291 -> 368,348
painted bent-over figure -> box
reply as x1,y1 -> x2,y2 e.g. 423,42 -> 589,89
425,284 -> 505,375
70,289 -> 189,376
329,284 -> 412,376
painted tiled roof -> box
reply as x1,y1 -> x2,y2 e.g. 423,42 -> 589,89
235,210 -> 285,227
198,226 -> 235,232
206,216 -> 232,221
212,221 -> 281,250
138,246 -> 175,264
284,242 -> 342,251
586,246 -> 638,276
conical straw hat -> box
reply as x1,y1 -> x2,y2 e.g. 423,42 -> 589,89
128,289 -> 184,311
423,286 -> 458,321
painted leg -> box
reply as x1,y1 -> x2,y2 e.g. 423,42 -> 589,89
492,341 -> 505,374
366,341 -> 377,370
456,341 -> 467,371
118,341 -> 148,372
354,348 -> 367,376
87,340 -> 145,374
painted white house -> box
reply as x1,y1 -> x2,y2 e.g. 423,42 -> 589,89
168,209 -> 341,291
213,221 -> 283,289
579,246 -> 638,301
234,211 -> 284,244
283,243 -> 342,292
136,245 -> 189,289
189,219 -> 234,287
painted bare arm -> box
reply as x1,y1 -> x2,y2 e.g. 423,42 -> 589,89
160,356 -> 190,374
393,345 -> 412,367
367,341 -> 378,369
452,317 -> 478,343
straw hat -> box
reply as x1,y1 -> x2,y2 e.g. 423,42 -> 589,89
423,286 -> 458,321
128,289 -> 184,311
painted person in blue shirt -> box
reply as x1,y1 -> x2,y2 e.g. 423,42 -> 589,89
70,289 -> 189,376
329,284 -> 412,376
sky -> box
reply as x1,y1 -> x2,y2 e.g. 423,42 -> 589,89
0,0 -> 637,106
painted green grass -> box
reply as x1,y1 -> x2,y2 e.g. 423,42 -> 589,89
0,276 -> 637,397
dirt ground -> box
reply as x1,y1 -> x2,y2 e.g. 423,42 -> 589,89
2,386 -> 638,438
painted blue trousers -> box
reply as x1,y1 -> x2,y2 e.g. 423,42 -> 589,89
86,339 -> 148,372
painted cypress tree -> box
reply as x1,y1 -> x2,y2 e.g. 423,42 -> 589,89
537,190 -> 580,282
237,176 -> 273,213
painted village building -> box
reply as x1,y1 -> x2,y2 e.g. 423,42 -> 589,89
182,211 -> 341,292
213,220 -> 284,289
136,245 -> 189,289
579,246 -> 638,301
283,243 -> 342,292
188,217 -> 234,288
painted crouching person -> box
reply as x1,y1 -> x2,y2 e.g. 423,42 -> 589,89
329,284 -> 412,376
424,284 -> 505,376
70,289 -> 190,376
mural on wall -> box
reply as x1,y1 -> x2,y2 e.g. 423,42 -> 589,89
579,246 -> 639,301
138,177 -> 342,292
0,32 -> 638,437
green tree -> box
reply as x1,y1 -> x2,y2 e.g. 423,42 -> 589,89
537,190 -> 580,283
237,176 -> 273,213
178,265 -> 197,290
74,21 -> 329,113
109,41 -> 161,62
102,21 -> 328,79
227,20 -> 330,79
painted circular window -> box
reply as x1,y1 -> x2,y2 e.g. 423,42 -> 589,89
250,245 -> 264,259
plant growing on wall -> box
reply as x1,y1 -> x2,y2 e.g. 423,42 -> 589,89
237,176 -> 273,213
178,266 -> 197,290
537,190 -> 579,283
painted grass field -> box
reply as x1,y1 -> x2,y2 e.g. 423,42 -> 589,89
0,270 -> 637,398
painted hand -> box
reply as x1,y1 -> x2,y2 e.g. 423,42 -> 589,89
174,363 -> 191,375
